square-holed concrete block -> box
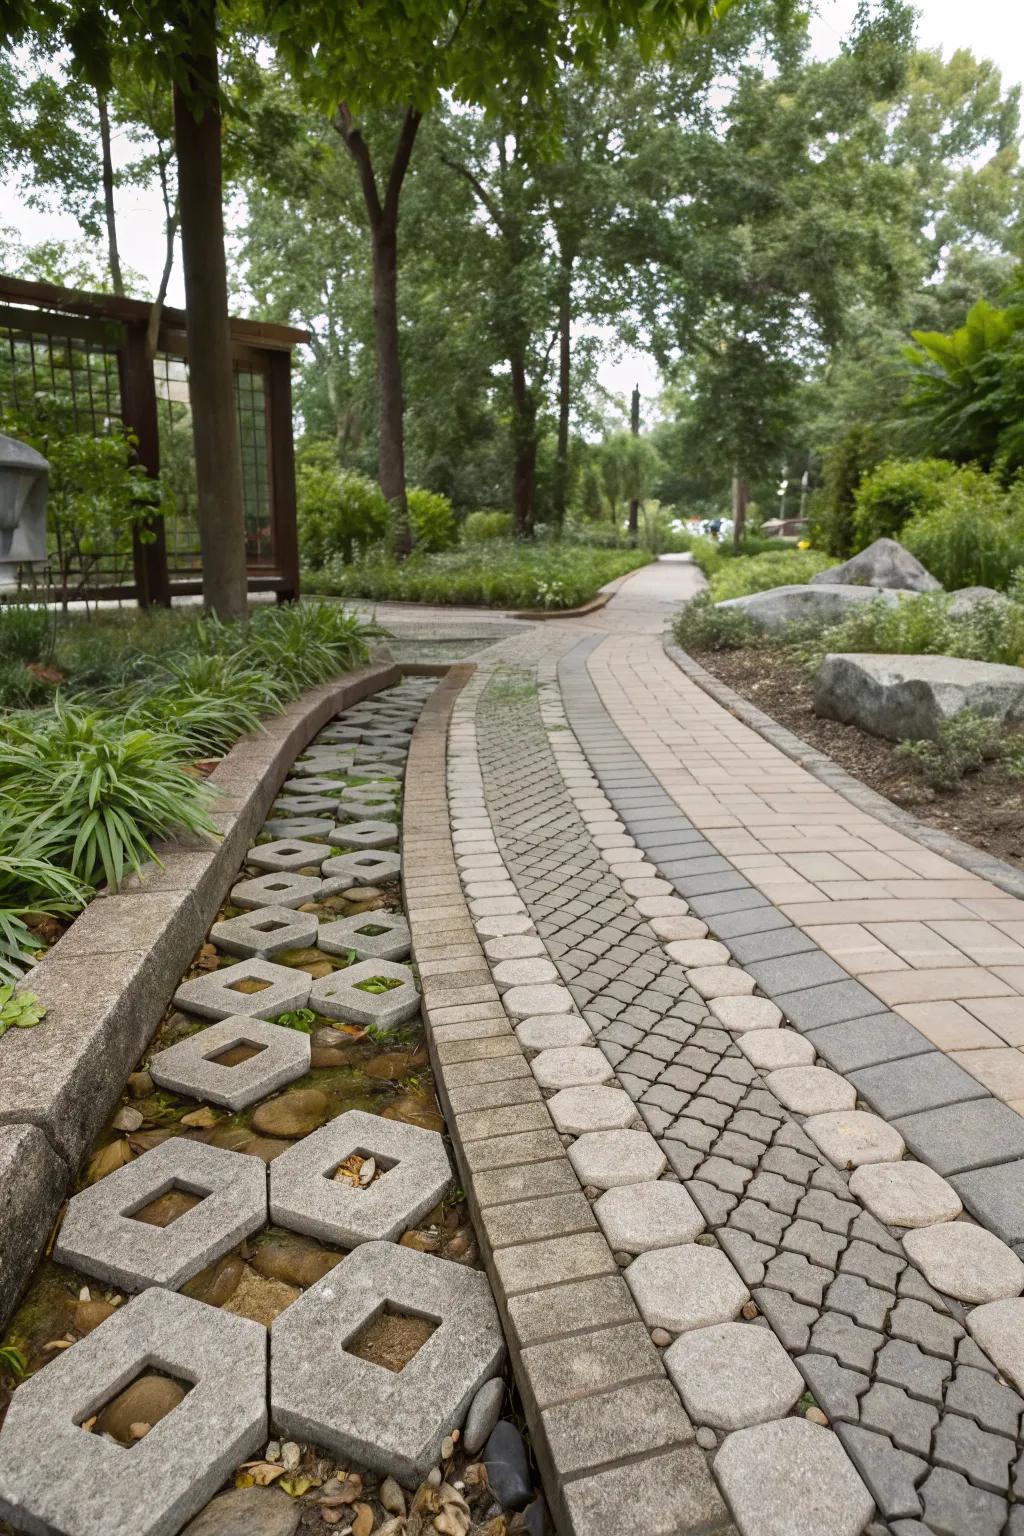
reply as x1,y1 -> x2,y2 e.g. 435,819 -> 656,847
174,959 -> 312,1020
210,906 -> 319,959
150,1016 -> 311,1112
231,872 -> 323,910
310,959 -> 419,1029
327,820 -> 399,851
269,1108 -> 451,1245
318,912 -> 412,963
322,850 -> 401,886
337,794 -> 400,824
339,781 -> 399,805
246,839 -> 331,873
0,1287 -> 266,1536
315,725 -> 365,745
291,751 -> 355,777
262,817 -> 335,841
360,731 -> 410,750
270,1241 -> 503,1485
282,775 -> 350,796
351,761 -> 405,781
271,794 -> 339,817
54,1139 -> 267,1292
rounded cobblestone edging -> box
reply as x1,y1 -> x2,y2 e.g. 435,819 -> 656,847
0,662 -> 409,1332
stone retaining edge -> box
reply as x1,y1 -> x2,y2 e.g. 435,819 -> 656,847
0,660 -> 414,1331
665,637 -> 1024,903
403,664 -> 708,1536
510,562 -> 654,622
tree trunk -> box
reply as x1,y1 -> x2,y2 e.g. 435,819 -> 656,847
732,471 -> 749,551
371,220 -> 410,556
97,90 -> 123,296
172,9 -> 248,620
509,350 -> 536,537
552,255 -> 573,524
627,382 -> 641,545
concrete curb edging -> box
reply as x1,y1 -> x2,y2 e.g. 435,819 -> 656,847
665,637 -> 1024,903
0,661 -> 406,1331
403,665 -> 714,1536
510,563 -> 654,622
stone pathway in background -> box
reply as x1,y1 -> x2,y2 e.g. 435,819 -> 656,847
446,559 -> 1024,1536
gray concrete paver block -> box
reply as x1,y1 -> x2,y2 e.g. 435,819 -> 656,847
665,1320 -> 803,1429
530,1046 -> 612,1090
594,1180 -> 704,1253
269,1108 -> 451,1245
626,1243 -> 749,1332
851,1053 -> 989,1119
714,1417 -> 875,1536
321,850 -> 401,886
150,1016 -> 310,1110
247,839 -> 332,872
804,1110 -> 906,1169
951,1160 -> 1024,1247
310,958 -> 419,1028
966,1298 -> 1024,1393
903,1222 -> 1024,1303
516,1014 -> 593,1050
230,872 -> 323,910
708,995 -> 782,1032
209,906 -> 318,959
318,911 -> 411,962
561,1445 -> 729,1534
766,1066 -> 857,1115
54,1138 -> 267,1292
547,1086 -> 639,1134
270,1240 -> 503,1484
174,959 -> 312,1020
0,1288 -> 266,1536
894,1099 -> 1024,1176
327,819 -> 399,851
568,1128 -> 667,1189
848,1161 -> 962,1229
738,1030 -> 815,1070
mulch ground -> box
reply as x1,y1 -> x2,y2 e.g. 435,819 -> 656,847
693,645 -> 1024,873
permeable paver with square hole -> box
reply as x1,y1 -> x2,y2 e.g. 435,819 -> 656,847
310,959 -> 419,1028
270,1241 -> 503,1485
150,1016 -> 311,1111
0,1288 -> 266,1536
269,1108 -> 451,1245
351,761 -> 405,780
322,850 -> 401,886
327,820 -> 399,851
174,958 -> 312,1020
246,839 -> 332,873
318,912 -> 411,963
230,872 -> 323,910
210,905 -> 319,959
337,795 -> 400,823
291,752 -> 355,776
54,1139 -> 267,1292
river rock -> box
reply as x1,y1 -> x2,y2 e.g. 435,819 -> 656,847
464,1377 -> 504,1455
182,1254 -> 245,1307
814,652 -> 1024,741
251,1234 -> 342,1289
483,1420 -> 533,1511
72,1298 -> 117,1335
181,1487 -> 300,1536
810,537 -> 941,591
250,1088 -> 330,1139
132,1188 -> 202,1227
96,1373 -> 186,1444
716,583 -> 905,632
239,1135 -> 293,1163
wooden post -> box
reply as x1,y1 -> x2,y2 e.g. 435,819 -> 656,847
627,382 -> 641,545
731,472 -> 749,552
118,320 -> 171,608
267,348 -> 300,603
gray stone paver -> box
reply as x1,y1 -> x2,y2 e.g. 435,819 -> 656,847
467,639 -> 1024,1532
664,1321 -> 804,1430
714,1418 -> 874,1536
149,1014 -> 311,1109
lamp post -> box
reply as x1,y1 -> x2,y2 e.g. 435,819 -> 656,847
0,435 -> 49,588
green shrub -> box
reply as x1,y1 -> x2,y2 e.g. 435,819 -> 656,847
464,511 -> 514,543
672,593 -> 756,651
901,474 -> 1024,590
0,847 -> 90,981
852,459 -> 959,548
801,588 -> 1024,670
0,661 -> 51,710
408,488 -> 457,552
708,549 -> 837,601
0,604 -> 49,664
894,710 -> 1001,790
297,467 -> 389,566
812,425 -> 882,558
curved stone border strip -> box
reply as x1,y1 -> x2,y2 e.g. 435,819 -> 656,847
0,660 -> 411,1330
402,665 -> 733,1536
664,637 -> 1024,905
509,564 -> 653,622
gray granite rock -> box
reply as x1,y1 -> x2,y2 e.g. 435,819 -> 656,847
665,1321 -> 803,1429
810,538 -> 940,592
903,1223 -> 1024,1303
814,652 -> 1024,742
594,1181 -> 705,1253
717,583 -> 905,631
626,1244 -> 749,1332
150,1016 -> 310,1111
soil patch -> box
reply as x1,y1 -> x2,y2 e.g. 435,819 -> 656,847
692,646 -> 1024,872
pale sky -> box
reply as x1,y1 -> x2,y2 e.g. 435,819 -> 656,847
4,2 -> 1023,414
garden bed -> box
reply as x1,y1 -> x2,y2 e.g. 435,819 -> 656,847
692,643 -> 1024,871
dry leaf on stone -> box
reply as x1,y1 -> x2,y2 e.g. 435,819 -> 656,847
86,1138 -> 134,1184
180,1106 -> 220,1128
377,1520 -> 405,1536
245,1462 -> 287,1486
432,1508 -> 469,1536
279,1477 -> 319,1497
359,1156 -> 376,1186
352,1503 -> 374,1536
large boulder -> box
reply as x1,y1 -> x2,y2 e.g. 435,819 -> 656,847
946,586 -> 1009,618
716,583 -> 907,632
814,652 -> 1024,741
809,538 -> 941,593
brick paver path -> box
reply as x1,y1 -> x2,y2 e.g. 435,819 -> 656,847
444,561 -> 1024,1536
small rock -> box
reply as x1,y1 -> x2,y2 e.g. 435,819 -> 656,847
127,1070 -> 154,1098
741,1301 -> 759,1320
379,1476 -> 405,1516
427,1467 -> 443,1488
265,1441 -> 281,1463
72,1299 -> 116,1335
463,1377 -> 504,1455
280,1441 -> 302,1472
805,1406 -> 829,1426
582,1185 -> 600,1200
182,1254 -> 245,1308
343,884 -> 382,901
181,1486 -> 301,1536
351,1503 -> 373,1536
239,1135 -> 293,1163
613,1251 -> 631,1267
129,1421 -> 151,1440
651,1328 -> 671,1347
132,1189 -> 202,1227
111,1105 -> 144,1133
696,1426 -> 717,1450
441,1433 -> 455,1460
181,1106 -> 220,1128
252,1234 -> 342,1290
559,1134 -> 573,1147
96,1373 -> 186,1445
694,1234 -> 717,1247
251,1088 -> 331,1139
483,1421 -> 532,1511
400,1229 -> 442,1253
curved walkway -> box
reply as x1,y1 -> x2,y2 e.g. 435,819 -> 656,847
438,560 -> 1024,1536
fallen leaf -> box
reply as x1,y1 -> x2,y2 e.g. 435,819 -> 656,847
352,1503 -> 374,1536
359,1156 -> 376,1186
43,1338 -> 74,1351
433,1509 -> 469,1536
234,1473 -> 255,1489
180,1106 -> 219,1128
246,1462 -> 287,1486
279,1477 -> 318,1497
85,1138 -> 135,1184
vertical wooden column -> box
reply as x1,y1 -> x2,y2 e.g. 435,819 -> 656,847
267,348 -> 300,603
119,320 -> 171,608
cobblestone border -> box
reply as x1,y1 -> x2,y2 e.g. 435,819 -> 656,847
665,638 -> 1024,904
0,661 -> 413,1330
402,664 -> 730,1536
